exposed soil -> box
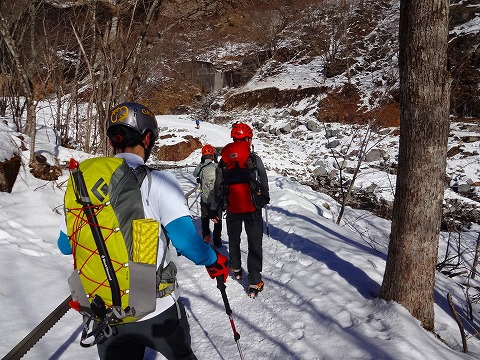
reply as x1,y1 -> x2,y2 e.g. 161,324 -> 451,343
156,135 -> 202,161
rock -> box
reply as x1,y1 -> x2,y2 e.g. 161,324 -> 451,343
312,163 -> 328,176
328,169 -> 338,180
29,155 -> 62,181
280,123 -> 292,133
365,183 -> 377,194
457,183 -> 471,193
461,135 -> 480,143
156,135 -> 202,161
365,148 -> 385,162
325,128 -> 340,139
0,155 -> 21,193
326,140 -> 340,148
306,120 -> 320,132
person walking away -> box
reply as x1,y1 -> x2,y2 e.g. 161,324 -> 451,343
193,144 -> 223,247
210,122 -> 269,298
57,102 -> 228,360
195,119 -> 200,129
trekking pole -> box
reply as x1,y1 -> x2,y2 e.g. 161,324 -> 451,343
264,206 -> 270,238
216,277 -> 245,360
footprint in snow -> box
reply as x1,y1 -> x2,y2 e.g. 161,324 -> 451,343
279,272 -> 292,284
19,248 -> 47,257
288,321 -> 305,340
337,310 -> 356,329
7,219 -> 35,235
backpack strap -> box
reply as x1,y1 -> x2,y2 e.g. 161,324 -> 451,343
156,227 -> 177,298
247,153 -> 256,170
216,159 -> 228,210
196,161 -> 212,182
158,225 -> 170,271
247,153 -> 270,209
248,153 -> 260,182
134,165 -> 152,205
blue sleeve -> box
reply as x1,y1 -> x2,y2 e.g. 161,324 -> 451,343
57,231 -> 72,255
164,216 -> 217,266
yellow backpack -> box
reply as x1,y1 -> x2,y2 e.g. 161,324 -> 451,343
64,157 -> 172,346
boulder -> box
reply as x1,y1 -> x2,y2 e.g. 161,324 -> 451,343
0,155 -> 21,193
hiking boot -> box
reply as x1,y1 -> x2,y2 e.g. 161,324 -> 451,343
203,235 -> 211,244
248,281 -> 264,299
230,268 -> 242,281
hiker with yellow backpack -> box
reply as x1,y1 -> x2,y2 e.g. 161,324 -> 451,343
57,102 -> 228,360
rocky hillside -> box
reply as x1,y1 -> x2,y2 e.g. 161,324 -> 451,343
156,0 -> 479,125
13,0 -> 479,120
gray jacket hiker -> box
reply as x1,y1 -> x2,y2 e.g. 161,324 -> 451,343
193,145 -> 223,247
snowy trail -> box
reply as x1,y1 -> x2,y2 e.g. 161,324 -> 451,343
174,170 -> 347,359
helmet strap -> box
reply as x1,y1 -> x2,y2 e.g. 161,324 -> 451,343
141,132 -> 155,162
141,143 -> 149,162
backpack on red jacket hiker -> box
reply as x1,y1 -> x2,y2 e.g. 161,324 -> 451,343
219,140 -> 269,213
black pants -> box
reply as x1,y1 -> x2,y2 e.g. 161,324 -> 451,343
97,301 -> 196,360
200,201 -> 222,245
226,209 -> 263,285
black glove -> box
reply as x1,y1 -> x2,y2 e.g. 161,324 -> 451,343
209,208 -> 220,221
206,251 -> 229,283
196,177 -> 201,184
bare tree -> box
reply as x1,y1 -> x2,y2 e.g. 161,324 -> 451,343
252,7 -> 290,56
3,76 -> 26,131
380,0 -> 451,331
67,0 -> 163,154
0,3 -> 38,164
300,0 -> 357,78
332,123 -> 373,225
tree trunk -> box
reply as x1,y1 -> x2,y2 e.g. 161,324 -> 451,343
471,232 -> 480,279
25,100 -> 37,163
380,0 -> 451,331
0,9 -> 36,163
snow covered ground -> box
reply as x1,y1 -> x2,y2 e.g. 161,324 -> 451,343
1,115 -> 480,360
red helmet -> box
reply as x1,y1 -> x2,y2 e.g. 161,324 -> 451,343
231,122 -> 253,139
202,144 -> 215,156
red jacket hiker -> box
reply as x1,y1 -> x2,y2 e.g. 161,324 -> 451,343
210,122 -> 269,298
